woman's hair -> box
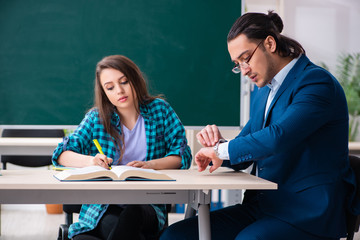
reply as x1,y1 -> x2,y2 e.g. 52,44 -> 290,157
227,11 -> 305,58
94,55 -> 157,162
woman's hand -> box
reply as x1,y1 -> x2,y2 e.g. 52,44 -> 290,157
90,153 -> 113,169
127,155 -> 181,170
127,160 -> 154,169
58,151 -> 112,169
196,124 -> 224,147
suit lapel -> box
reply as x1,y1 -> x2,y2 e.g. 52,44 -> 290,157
263,55 -> 310,126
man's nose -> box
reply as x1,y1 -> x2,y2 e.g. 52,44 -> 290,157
241,67 -> 251,76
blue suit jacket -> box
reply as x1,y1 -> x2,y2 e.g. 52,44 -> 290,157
228,55 -> 359,238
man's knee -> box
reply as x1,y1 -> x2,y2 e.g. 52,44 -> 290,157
235,230 -> 261,240
160,217 -> 199,240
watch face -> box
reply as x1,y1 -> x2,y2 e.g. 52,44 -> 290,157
214,139 -> 226,158
214,144 -> 220,157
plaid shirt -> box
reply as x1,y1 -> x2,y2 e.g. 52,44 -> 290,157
52,98 -> 192,238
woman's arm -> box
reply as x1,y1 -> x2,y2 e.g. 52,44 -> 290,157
127,155 -> 181,170
58,151 -> 113,169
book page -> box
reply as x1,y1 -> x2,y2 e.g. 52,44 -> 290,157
68,166 -> 107,174
110,166 -> 161,179
55,165 -> 116,181
54,165 -> 173,181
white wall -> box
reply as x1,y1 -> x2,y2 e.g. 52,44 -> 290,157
245,0 -> 360,141
245,0 -> 360,73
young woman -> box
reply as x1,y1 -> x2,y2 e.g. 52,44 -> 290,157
52,55 -> 192,240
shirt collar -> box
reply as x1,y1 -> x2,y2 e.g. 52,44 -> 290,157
267,56 -> 300,90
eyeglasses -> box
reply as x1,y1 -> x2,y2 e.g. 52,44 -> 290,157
232,40 -> 264,74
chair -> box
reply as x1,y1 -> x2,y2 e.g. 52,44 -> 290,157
1,128 -> 64,169
57,204 -> 173,240
347,155 -> 360,240
58,204 -> 82,240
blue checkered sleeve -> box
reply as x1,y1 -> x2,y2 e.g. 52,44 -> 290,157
52,109 -> 119,167
160,100 -> 192,169
144,99 -> 192,170
68,204 -> 108,236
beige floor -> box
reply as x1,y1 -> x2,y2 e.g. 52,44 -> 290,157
0,204 -> 185,240
1,204 -> 359,240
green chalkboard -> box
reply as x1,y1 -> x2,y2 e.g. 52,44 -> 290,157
0,0 -> 241,126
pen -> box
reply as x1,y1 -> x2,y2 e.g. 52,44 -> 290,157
93,139 -> 111,169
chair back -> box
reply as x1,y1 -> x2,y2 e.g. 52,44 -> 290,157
2,129 -> 64,138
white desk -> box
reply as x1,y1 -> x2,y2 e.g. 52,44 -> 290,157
0,137 -> 62,155
0,168 -> 277,240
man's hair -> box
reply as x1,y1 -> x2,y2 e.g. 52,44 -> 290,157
227,11 -> 305,58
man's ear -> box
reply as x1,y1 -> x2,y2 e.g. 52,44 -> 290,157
265,36 -> 277,53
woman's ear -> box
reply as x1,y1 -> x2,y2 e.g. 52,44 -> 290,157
265,36 -> 277,53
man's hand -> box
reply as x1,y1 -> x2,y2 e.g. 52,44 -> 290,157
195,147 -> 223,173
196,124 -> 224,147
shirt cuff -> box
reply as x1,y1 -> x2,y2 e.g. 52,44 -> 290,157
217,142 -> 230,160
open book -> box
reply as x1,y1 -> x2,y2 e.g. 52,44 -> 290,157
54,165 -> 174,181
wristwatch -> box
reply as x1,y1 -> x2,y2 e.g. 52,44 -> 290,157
213,139 -> 227,158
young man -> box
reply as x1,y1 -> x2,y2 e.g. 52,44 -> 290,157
161,11 -> 359,240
